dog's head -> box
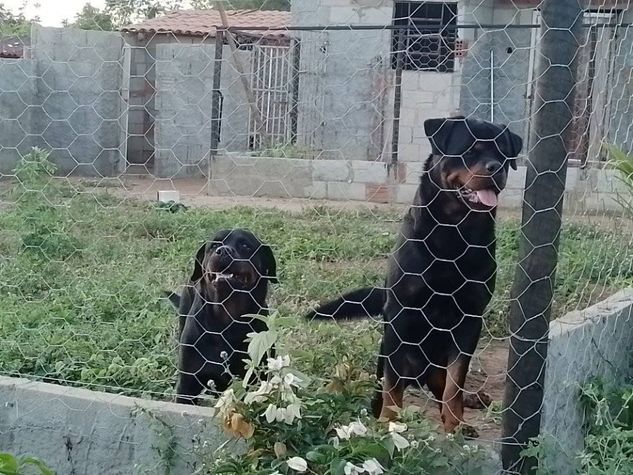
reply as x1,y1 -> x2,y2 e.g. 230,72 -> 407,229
424,116 -> 523,211
189,229 -> 277,293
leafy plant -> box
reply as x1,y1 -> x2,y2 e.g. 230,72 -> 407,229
0,452 -> 54,475
197,323 -> 491,474
605,144 -> 633,218
526,380 -> 633,475
12,148 -> 57,186
577,380 -> 633,474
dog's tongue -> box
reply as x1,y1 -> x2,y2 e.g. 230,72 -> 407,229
476,190 -> 498,207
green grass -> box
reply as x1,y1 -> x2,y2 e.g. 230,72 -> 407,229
0,179 -> 631,400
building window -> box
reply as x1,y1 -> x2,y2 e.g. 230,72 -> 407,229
392,2 -> 458,73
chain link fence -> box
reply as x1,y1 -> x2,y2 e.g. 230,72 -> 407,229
1,1 -> 633,474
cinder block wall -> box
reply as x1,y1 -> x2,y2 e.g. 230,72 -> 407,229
1,26 -> 126,177
154,43 -> 251,178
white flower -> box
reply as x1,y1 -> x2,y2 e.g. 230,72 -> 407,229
335,420 -> 368,440
283,372 -> 302,387
287,456 -> 308,473
244,381 -> 274,404
388,421 -> 407,433
213,389 -> 236,418
411,440 -> 419,448
391,432 -> 410,450
344,462 -> 364,475
268,355 -> 291,371
362,458 -> 385,475
446,433 -> 455,441
387,421 -> 410,450
263,402 -> 302,425
281,402 -> 302,424
264,403 -> 278,423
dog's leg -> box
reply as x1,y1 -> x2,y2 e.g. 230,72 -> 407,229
377,334 -> 405,421
371,340 -> 386,418
440,354 -> 469,432
426,368 -> 447,412
379,369 -> 404,421
175,372 -> 204,405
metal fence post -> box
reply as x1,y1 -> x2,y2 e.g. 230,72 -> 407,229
210,28 -> 224,162
390,29 -> 405,168
501,0 -> 582,473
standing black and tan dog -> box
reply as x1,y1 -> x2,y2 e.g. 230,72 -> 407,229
306,116 -> 522,433
167,228 -> 277,404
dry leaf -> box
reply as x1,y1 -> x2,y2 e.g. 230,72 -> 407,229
224,412 -> 255,439
274,441 -> 287,458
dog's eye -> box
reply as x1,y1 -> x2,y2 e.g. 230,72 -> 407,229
240,243 -> 251,251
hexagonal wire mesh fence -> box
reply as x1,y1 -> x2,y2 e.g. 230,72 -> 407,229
1,0 -> 633,474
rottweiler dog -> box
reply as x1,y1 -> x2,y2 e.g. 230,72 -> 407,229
306,116 -> 522,432
166,228 -> 277,404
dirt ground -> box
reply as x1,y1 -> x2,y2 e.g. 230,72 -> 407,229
405,339 -> 508,442
73,175 -> 633,233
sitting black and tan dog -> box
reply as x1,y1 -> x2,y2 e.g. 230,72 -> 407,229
306,116 -> 522,434
166,228 -> 277,404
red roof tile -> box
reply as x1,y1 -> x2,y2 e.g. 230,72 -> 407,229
121,9 -> 291,40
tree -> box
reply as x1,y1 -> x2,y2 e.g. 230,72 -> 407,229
0,2 -> 39,36
66,3 -> 115,31
104,0 -> 183,27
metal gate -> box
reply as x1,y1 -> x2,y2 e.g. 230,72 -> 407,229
248,43 -> 297,150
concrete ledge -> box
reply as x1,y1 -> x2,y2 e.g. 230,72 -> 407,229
0,377 -> 225,475
541,288 -> 633,474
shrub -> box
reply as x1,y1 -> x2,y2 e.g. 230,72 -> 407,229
196,316 -> 491,475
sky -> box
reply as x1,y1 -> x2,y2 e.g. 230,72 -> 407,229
3,0 -> 106,27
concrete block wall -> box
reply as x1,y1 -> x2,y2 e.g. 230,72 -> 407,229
458,2 -> 533,139
154,42 -> 251,178
291,0 -> 467,163
1,27 -> 127,177
208,154 -> 628,213
540,289 -> 633,474
0,59 -> 38,175
0,376 -> 227,475
30,26 -> 127,176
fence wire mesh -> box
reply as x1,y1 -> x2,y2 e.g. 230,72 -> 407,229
1,0 -> 633,474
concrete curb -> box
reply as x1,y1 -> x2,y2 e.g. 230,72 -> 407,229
0,377 -> 225,475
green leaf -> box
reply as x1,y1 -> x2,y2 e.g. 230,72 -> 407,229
0,453 -> 19,475
329,458 -> 348,475
20,457 -> 55,475
305,445 -> 337,464
246,330 -> 278,367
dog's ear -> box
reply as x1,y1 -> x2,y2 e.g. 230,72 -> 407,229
424,117 -> 460,156
190,242 -> 207,282
259,244 -> 278,283
499,128 -> 523,170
